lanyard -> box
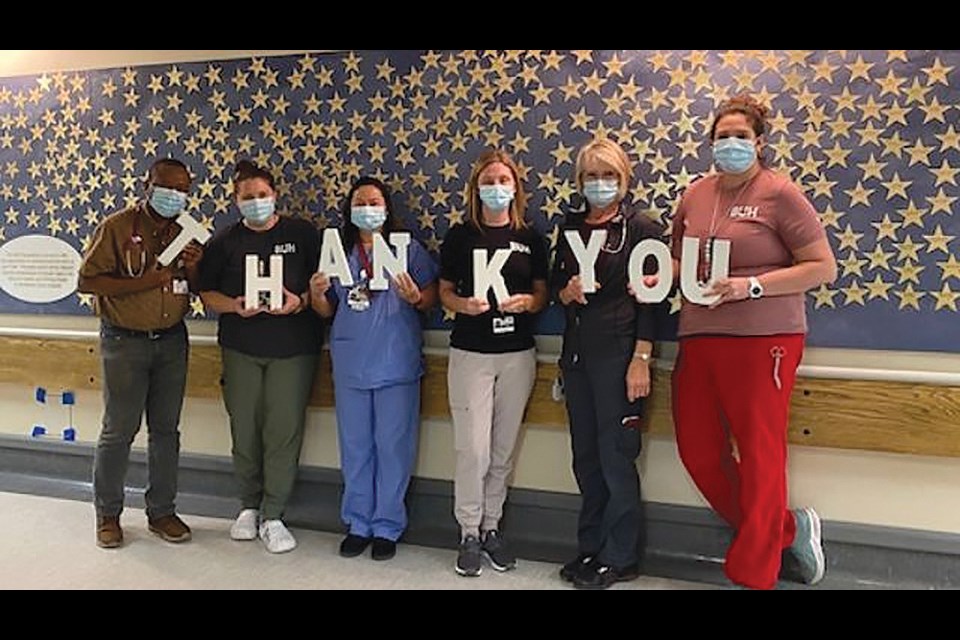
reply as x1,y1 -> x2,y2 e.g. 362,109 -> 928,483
357,242 -> 373,282
699,173 -> 758,285
707,173 -> 757,240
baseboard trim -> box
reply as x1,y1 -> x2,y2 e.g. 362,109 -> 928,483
1,436 -> 957,589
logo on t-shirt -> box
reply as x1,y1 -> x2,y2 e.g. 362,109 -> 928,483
492,316 -> 516,335
274,242 -> 297,254
730,206 -> 760,219
509,241 -> 531,255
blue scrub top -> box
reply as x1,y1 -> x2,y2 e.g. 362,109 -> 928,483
328,239 -> 439,390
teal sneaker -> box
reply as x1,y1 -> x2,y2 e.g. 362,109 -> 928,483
788,507 -> 825,585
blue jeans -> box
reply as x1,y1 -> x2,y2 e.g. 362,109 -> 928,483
93,321 -> 188,520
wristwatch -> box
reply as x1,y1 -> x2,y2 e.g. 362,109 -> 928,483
632,351 -> 652,363
748,276 -> 764,300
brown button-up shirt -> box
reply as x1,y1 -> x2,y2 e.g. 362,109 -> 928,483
79,204 -> 190,331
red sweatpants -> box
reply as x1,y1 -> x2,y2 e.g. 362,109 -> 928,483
672,334 -> 804,590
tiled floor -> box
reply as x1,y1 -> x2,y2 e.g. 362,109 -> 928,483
0,491 -> 719,590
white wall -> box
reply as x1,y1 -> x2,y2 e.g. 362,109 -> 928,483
2,50 -> 959,536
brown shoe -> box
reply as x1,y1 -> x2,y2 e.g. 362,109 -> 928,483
148,514 -> 192,543
96,516 -> 123,549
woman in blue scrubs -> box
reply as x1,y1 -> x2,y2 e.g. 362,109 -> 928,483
310,176 -> 439,561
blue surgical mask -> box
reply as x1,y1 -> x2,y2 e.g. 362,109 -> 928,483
478,185 -> 515,213
351,205 -> 387,231
582,179 -> 620,208
238,197 -> 276,225
149,187 -> 187,219
713,138 -> 758,174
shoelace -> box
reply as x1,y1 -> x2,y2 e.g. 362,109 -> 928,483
463,536 -> 482,552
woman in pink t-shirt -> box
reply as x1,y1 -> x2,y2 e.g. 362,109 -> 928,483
668,95 -> 837,590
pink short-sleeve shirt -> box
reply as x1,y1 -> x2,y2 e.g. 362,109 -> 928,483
671,169 -> 827,337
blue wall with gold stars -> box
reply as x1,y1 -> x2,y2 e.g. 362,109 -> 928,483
0,50 -> 957,351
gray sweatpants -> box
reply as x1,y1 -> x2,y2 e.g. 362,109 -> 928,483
447,347 -> 537,539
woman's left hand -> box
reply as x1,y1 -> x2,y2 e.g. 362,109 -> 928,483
394,272 -> 423,306
626,275 -> 661,303
499,294 -> 533,314
269,287 -> 304,315
626,359 -> 651,402
706,277 -> 749,308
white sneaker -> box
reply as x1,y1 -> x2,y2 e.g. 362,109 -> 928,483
230,509 -> 259,541
259,519 -> 297,554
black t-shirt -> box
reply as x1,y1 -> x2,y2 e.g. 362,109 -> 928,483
198,217 -> 322,358
440,222 -> 549,354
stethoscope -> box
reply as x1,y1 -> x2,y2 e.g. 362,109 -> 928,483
599,213 -> 627,255
575,195 -> 628,255
122,209 -> 148,278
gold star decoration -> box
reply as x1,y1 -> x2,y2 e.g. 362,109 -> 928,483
932,283 -> 960,312
927,188 -> 958,215
838,252 -> 866,278
896,235 -> 924,262
810,284 -> 838,309
924,225 -> 956,255
938,255 -> 960,282
896,260 -> 925,285
864,275 -> 894,301
841,281 -> 868,306
894,284 -> 925,311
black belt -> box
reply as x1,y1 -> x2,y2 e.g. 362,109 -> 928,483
101,321 -> 185,341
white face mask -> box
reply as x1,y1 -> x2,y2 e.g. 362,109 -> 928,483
351,205 -> 387,230
478,185 -> 515,213
582,179 -> 620,208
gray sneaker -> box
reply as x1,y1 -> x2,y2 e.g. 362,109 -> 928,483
455,535 -> 483,577
481,530 -> 517,572
788,507 -> 825,585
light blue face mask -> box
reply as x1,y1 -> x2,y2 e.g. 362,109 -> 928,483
238,197 -> 276,225
149,186 -> 187,219
582,179 -> 620,208
713,138 -> 758,174
351,205 -> 387,231
478,185 -> 515,213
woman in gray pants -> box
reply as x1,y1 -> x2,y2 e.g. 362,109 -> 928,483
439,149 -> 549,578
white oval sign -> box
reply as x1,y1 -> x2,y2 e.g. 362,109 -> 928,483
0,235 -> 83,304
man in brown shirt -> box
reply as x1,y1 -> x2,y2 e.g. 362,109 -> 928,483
78,158 -> 203,549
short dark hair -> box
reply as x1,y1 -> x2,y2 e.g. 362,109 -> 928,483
234,159 -> 275,191
149,158 -> 189,182
340,176 -> 403,254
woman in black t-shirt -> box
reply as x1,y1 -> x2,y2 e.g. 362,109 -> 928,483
439,149 -> 549,578
198,160 -> 321,555
553,138 -> 665,589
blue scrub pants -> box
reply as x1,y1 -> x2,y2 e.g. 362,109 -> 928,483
334,380 -> 421,541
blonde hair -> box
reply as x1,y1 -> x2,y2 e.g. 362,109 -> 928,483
466,149 -> 528,231
574,138 -> 632,202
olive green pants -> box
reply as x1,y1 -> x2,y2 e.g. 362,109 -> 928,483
221,348 -> 318,520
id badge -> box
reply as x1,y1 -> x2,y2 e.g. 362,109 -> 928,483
347,284 -> 371,312
172,279 -> 189,295
492,315 -> 515,335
